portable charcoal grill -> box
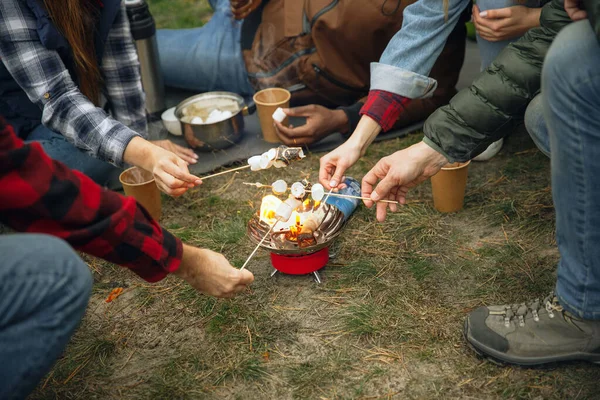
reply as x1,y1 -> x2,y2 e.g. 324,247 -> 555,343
247,203 -> 346,283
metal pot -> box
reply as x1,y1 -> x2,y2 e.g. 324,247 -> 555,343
175,92 -> 248,152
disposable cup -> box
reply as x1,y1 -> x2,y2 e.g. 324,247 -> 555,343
430,161 -> 471,213
119,167 -> 162,220
253,88 -> 291,143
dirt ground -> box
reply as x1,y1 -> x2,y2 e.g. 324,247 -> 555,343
30,128 -> 600,399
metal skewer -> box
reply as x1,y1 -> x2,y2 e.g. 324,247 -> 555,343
242,182 -> 400,204
200,165 -> 251,181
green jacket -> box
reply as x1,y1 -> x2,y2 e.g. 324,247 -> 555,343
423,0 -> 598,162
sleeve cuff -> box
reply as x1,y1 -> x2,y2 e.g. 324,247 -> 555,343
422,136 -> 454,163
370,62 -> 438,99
337,102 -> 364,134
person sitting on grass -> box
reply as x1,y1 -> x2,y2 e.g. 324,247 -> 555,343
356,0 -> 600,366
156,0 -> 467,146
0,117 -> 254,399
0,0 -> 200,195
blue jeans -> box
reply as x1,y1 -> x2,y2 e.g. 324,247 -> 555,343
534,21 -> 600,319
26,125 -> 122,190
156,0 -> 254,96
0,234 -> 92,399
475,0 -> 543,70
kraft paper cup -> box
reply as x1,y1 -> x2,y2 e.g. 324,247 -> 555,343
253,88 -> 291,143
119,167 -> 162,221
430,161 -> 471,213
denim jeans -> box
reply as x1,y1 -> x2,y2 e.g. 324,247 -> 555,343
26,125 -> 122,190
475,0 -> 544,70
536,21 -> 600,319
156,0 -> 254,96
0,234 -> 92,399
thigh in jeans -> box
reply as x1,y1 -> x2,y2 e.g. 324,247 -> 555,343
26,125 -> 122,189
0,234 -> 92,399
156,0 -> 254,95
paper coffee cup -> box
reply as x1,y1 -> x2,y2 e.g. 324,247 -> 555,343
119,167 -> 162,221
253,88 -> 291,143
430,161 -> 470,213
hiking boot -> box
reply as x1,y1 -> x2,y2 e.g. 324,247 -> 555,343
464,292 -> 600,366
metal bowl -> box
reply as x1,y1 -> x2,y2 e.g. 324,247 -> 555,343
175,92 -> 246,152
247,204 -> 346,255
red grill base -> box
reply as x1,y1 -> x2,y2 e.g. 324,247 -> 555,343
270,247 -> 329,275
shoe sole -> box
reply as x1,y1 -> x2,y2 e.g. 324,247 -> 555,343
463,318 -> 600,367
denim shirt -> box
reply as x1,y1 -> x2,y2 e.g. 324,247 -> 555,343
371,0 -> 470,99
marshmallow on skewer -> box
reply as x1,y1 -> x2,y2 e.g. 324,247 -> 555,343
290,182 -> 306,199
272,180 -> 288,195
248,155 -> 262,171
272,107 -> 287,123
311,183 -> 325,202
259,153 -> 272,169
275,195 -> 302,222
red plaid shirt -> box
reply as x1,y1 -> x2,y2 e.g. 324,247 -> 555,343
359,90 -> 412,132
0,119 -> 182,282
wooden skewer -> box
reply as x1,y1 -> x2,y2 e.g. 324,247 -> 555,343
241,223 -> 275,271
242,182 -> 400,205
200,164 -> 250,181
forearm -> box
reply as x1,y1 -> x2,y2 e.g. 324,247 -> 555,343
371,0 -> 469,97
345,115 -> 382,156
123,136 -> 159,172
0,121 -> 182,282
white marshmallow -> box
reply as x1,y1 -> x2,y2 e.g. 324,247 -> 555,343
272,180 -> 288,195
291,182 -> 306,199
248,155 -> 262,171
191,116 -> 204,124
311,183 -> 325,202
272,107 -> 287,123
267,148 -> 277,160
259,153 -> 272,169
275,196 -> 301,222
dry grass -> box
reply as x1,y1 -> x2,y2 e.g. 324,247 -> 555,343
30,127 -> 600,399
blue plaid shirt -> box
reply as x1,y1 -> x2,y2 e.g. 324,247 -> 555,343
0,0 -> 147,167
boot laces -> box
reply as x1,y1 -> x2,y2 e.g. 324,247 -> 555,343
500,292 -> 563,328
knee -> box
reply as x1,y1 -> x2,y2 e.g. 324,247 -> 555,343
543,21 -> 598,90
525,96 -> 550,157
28,235 -> 93,304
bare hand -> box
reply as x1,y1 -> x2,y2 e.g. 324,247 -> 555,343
152,140 -> 198,165
564,0 -> 587,21
362,141 -> 448,222
473,4 -> 541,42
230,0 -> 262,20
319,141 -> 361,190
274,105 -> 348,146
175,245 -> 254,298
150,146 -> 202,197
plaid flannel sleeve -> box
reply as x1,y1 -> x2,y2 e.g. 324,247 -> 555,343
101,2 -> 148,135
0,118 -> 182,282
359,90 -> 412,132
0,0 -> 140,167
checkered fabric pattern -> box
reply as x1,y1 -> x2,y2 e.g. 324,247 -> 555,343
359,90 -> 412,132
0,118 -> 182,282
0,0 -> 147,167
